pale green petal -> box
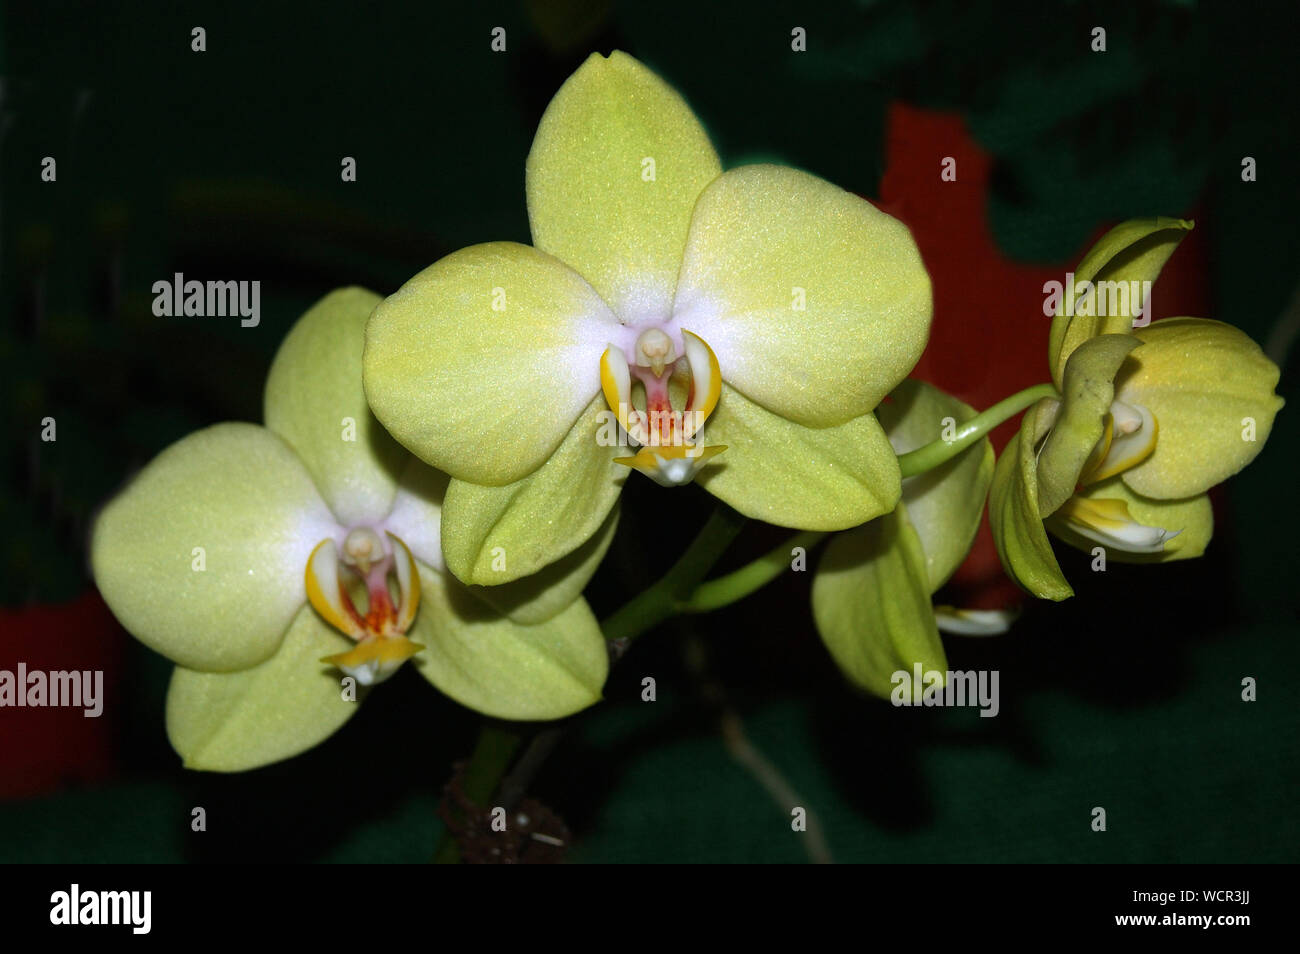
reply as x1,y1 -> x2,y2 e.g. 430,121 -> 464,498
363,242 -> 622,486
878,380 -> 994,592
440,396 -> 625,585
811,503 -> 947,700
470,507 -> 619,624
165,605 -> 359,772
526,50 -> 721,323
1037,334 -> 1139,516
411,563 -> 608,721
1048,217 -> 1193,387
92,423 -> 337,672
696,384 -> 901,531
384,457 -> 450,572
1047,477 -> 1214,564
675,165 -> 931,427
988,403 -> 1073,601
1116,318 -> 1284,499
264,287 -> 404,526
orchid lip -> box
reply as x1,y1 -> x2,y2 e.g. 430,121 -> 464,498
1052,495 -> 1180,554
1081,400 -> 1159,486
599,327 -> 724,486
305,528 -> 424,685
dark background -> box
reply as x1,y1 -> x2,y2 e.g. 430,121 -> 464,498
1,0 -> 1296,862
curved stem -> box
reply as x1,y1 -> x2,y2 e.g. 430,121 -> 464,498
896,382 -> 1057,478
682,530 -> 826,613
600,504 -> 748,647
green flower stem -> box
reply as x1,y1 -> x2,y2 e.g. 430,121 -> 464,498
896,382 -> 1058,478
682,530 -> 826,613
600,504 -> 749,647
433,723 -> 522,864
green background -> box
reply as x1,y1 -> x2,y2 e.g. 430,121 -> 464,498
1,0 -> 1296,862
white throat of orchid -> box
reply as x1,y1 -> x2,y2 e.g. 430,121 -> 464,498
304,527 -> 423,685
1055,397 -> 1175,554
599,327 -> 726,487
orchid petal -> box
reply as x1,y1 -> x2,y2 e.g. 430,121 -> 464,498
934,606 -> 1018,636
526,50 -> 722,323
674,164 -> 931,427
1115,318 -> 1284,499
92,423 -> 336,672
363,242 -> 622,486
383,458 -> 451,573
264,287 -> 404,526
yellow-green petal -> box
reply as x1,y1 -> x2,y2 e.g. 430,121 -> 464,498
469,507 -> 619,624
526,50 -> 721,323
411,563 -> 608,721
1115,317 -> 1284,499
1047,477 -> 1213,563
1037,334 -> 1140,516
264,287 -> 404,526
674,164 -> 932,427
988,403 -> 1073,601
696,384 -> 901,531
1048,216 -> 1193,388
811,503 -> 947,700
440,396 -> 625,585
383,457 -> 451,572
878,380 -> 994,592
165,605 -> 359,772
92,423 -> 336,672
363,242 -> 622,486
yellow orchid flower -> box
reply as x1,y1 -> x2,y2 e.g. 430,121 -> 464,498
991,219 -> 1284,599
91,289 -> 609,772
363,51 -> 932,586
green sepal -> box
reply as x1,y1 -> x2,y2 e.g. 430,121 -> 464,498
877,379 -> 995,591
440,396 -> 625,586
468,507 -> 619,624
697,384 -> 902,531
165,606 -> 360,772
811,503 -> 948,700
988,401 -> 1074,601
411,564 -> 609,720
1048,216 -> 1193,388
1036,334 -> 1139,516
